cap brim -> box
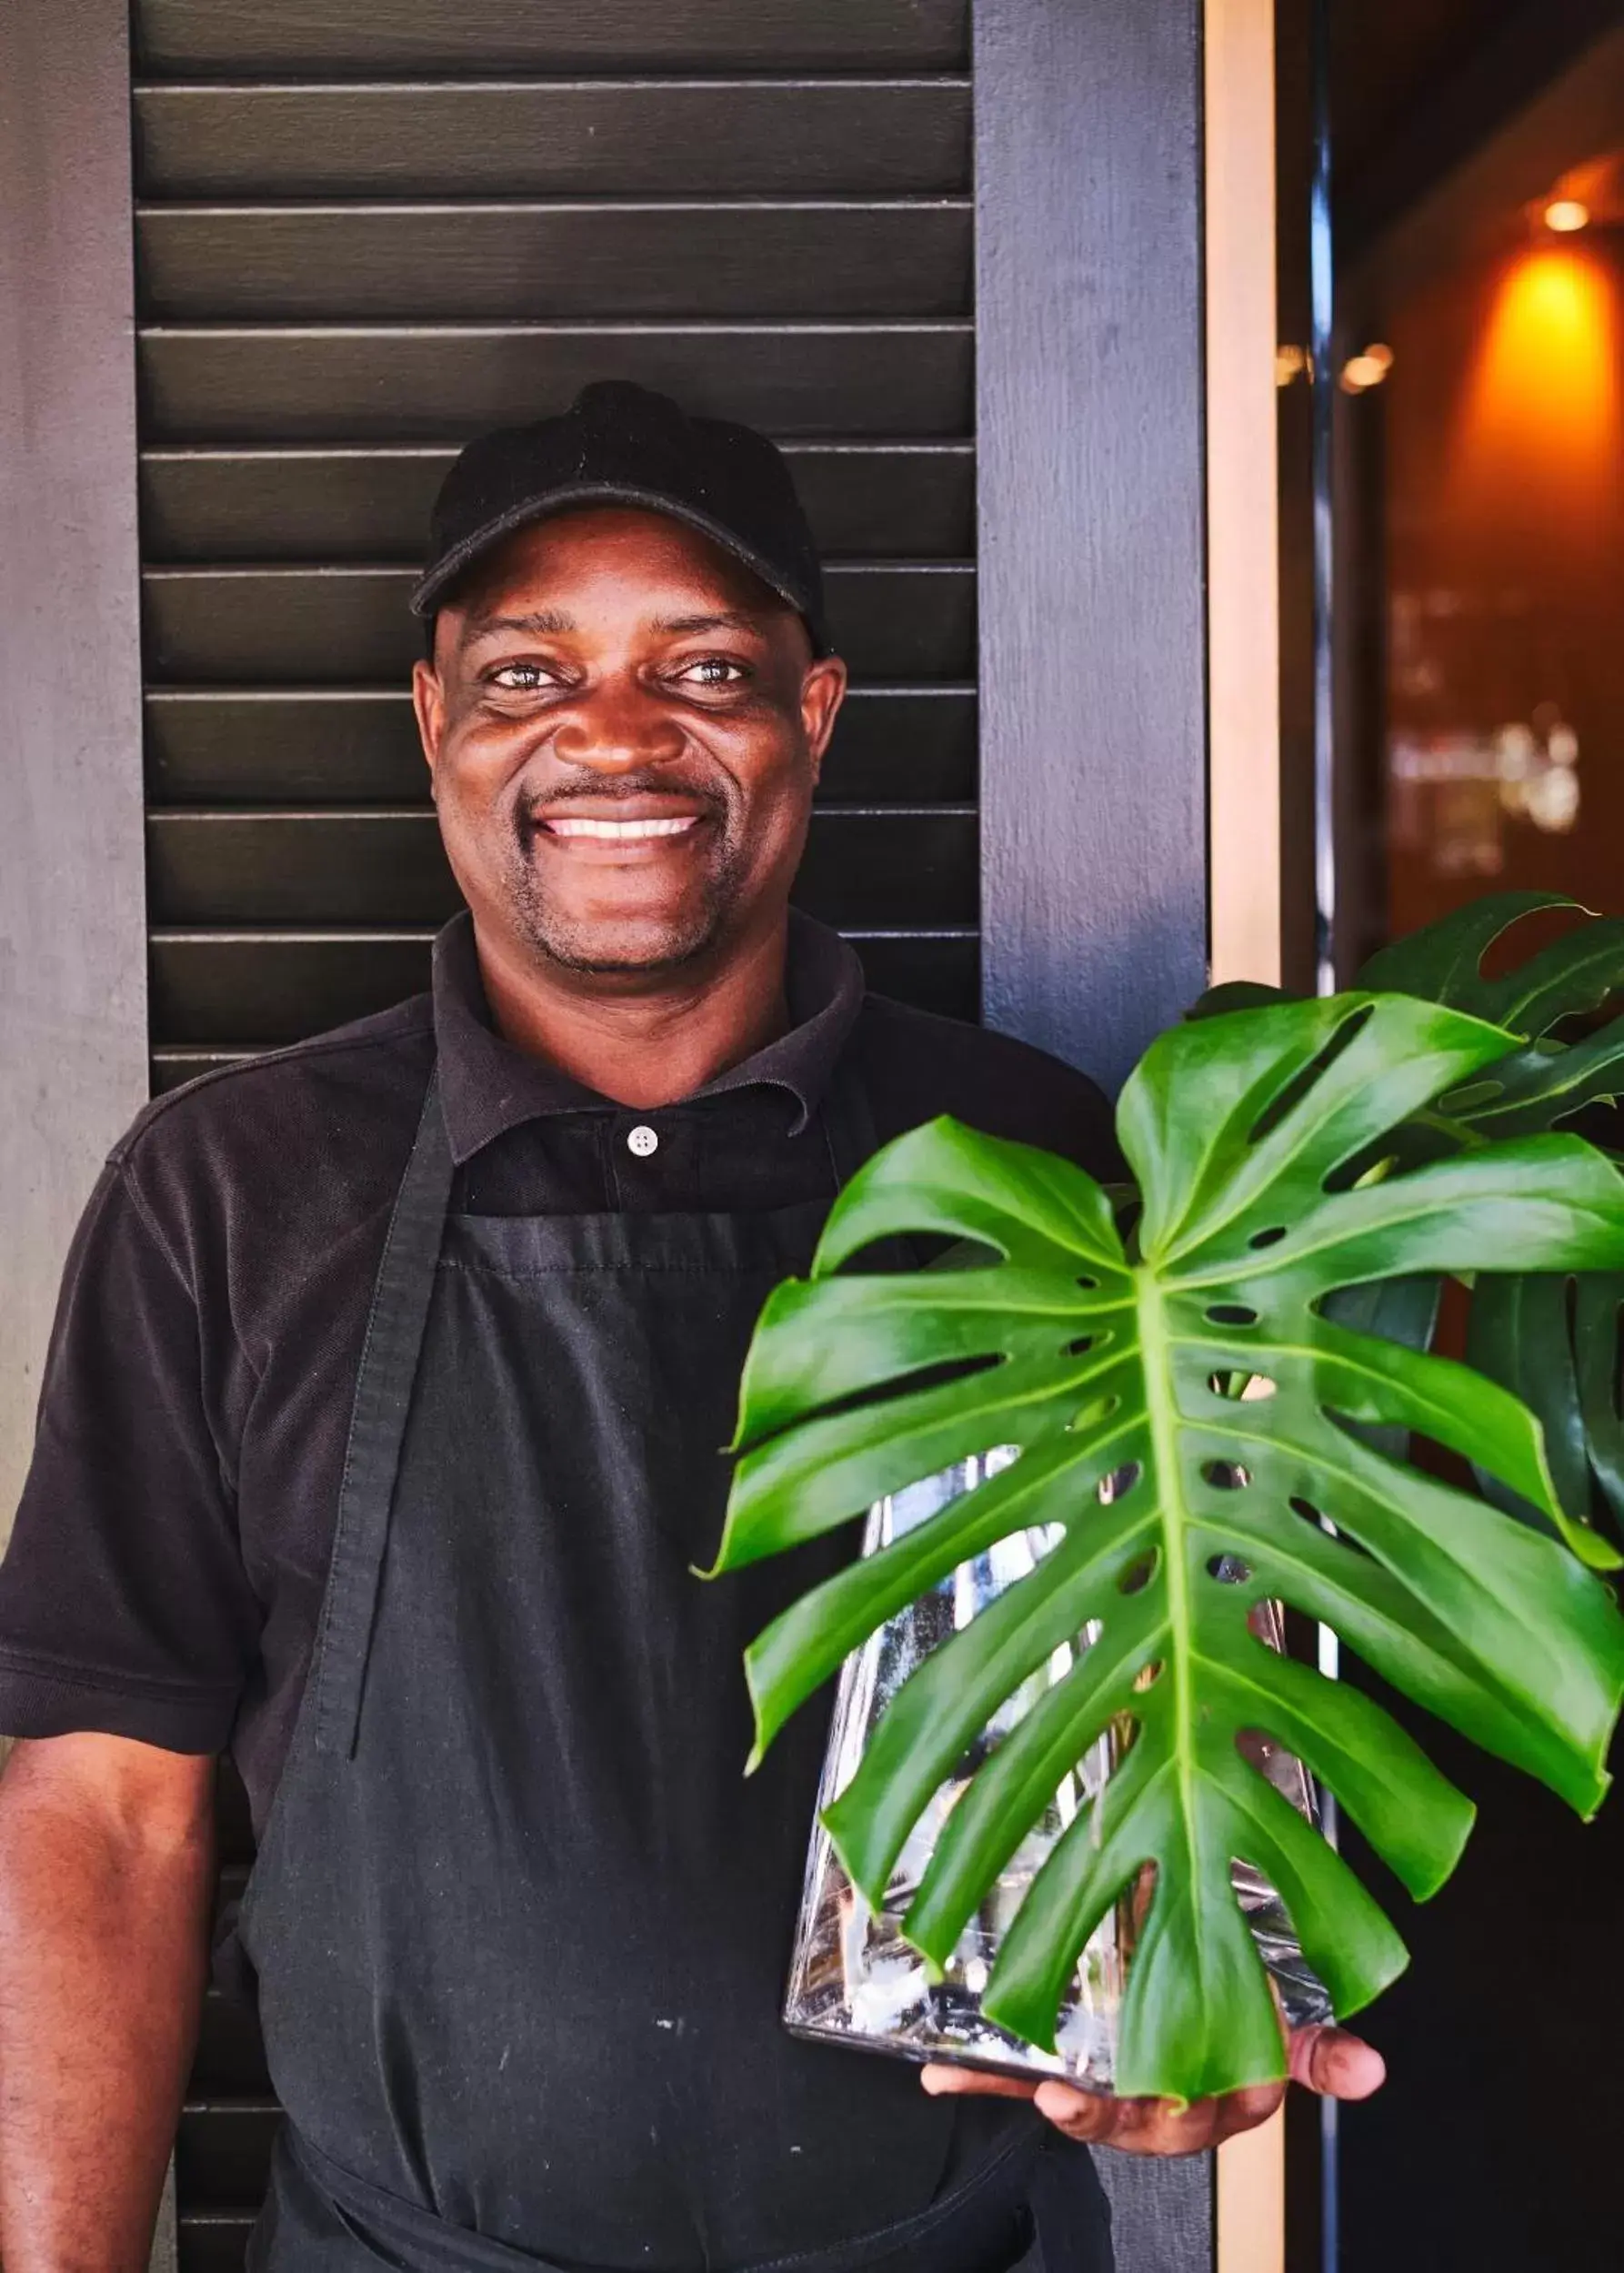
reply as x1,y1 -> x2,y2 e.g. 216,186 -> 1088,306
409,483 -> 829,653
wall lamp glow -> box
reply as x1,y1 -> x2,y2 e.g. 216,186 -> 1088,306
1340,343 -> 1395,394
1544,198 -> 1591,235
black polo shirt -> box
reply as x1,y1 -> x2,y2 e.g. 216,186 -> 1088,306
0,913 -> 1118,1833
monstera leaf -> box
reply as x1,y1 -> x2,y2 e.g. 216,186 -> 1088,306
1195,894 -> 1624,1545
708,991 -> 1624,2101
1365,895 -> 1624,1542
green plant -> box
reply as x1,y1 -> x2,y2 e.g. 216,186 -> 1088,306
707,989 -> 1624,2101
1202,892 -> 1624,1546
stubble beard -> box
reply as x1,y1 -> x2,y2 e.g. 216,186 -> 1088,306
501,792 -> 750,977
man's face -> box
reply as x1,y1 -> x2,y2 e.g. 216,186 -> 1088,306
413,507 -> 847,982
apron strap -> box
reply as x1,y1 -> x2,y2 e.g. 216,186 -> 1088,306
314,1071 -> 456,1757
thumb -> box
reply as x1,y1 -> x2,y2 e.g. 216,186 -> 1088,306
1288,2025 -> 1386,2101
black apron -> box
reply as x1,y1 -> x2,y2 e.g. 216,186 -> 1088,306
235,1063 -> 1084,2273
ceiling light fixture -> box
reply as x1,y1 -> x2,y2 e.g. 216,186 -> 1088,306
1543,197 -> 1591,234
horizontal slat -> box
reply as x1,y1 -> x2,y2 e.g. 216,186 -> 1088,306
175,2102 -> 279,2209
145,687 -> 977,804
134,0 -> 967,75
150,930 -> 977,1044
146,808 -> 977,928
154,1050 -> 259,1091
136,322 -> 973,442
192,1989 -> 271,2097
135,80 -> 970,199
154,931 -> 435,1041
177,2210 -> 256,2273
136,201 -> 970,323
142,564 -> 975,683
139,442 -> 975,563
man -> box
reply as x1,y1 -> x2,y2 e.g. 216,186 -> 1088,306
0,382 -> 1379,2271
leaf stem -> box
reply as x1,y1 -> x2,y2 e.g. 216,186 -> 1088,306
1133,1266 -> 1201,1946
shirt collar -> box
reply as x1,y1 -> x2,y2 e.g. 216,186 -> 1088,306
431,910 -> 866,1165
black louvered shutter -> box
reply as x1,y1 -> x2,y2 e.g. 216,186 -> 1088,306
130,3 -> 975,2257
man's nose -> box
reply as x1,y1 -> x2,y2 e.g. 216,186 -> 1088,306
549,679 -> 686,772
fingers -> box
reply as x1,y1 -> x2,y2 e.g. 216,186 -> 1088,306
1035,2080 -> 1282,2155
920,2063 -> 1038,2103
1032,2083 -> 1268,2154
919,2024 -> 1383,2157
1288,2024 -> 1387,2101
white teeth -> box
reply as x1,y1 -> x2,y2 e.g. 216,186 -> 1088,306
545,816 -> 699,840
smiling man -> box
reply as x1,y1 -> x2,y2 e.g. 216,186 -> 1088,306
0,383 -> 1378,2273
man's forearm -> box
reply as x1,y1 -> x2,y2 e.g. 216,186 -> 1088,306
0,1738 -> 214,2273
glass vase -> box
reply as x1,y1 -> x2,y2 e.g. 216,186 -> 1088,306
782,1450 -> 1333,2088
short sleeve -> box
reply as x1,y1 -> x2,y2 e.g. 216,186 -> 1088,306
0,1160 -> 261,1751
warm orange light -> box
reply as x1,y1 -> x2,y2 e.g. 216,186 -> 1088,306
1454,247 -> 1622,541
1543,197 -> 1591,234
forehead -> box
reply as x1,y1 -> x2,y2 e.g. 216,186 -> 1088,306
451,504 -> 785,625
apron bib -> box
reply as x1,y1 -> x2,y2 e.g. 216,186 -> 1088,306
237,1065 -> 1042,2272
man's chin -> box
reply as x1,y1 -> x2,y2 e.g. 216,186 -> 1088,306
523,913 -> 723,980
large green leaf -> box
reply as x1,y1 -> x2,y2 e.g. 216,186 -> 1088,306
710,993 -> 1624,2101
1467,1272 -> 1624,1542
1359,893 -> 1624,1543
1358,891 -> 1624,1033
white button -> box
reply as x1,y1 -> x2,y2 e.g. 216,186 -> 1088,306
627,1124 -> 659,1159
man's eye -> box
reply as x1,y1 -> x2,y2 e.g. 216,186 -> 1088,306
489,662 -> 553,690
677,658 -> 747,687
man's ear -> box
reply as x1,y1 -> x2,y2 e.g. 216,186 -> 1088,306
412,649 -> 446,797
800,655 -> 848,789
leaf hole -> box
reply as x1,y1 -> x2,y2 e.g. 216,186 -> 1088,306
1118,1549 -> 1159,1595
1201,1460 -> 1252,1491
1099,1460 -> 1142,1504
1065,1335 -> 1096,1358
1206,1303 -> 1258,1328
792,1351 -> 1005,1435
1134,1658 -> 1166,1691
1248,1225 -> 1288,1251
1247,1002 -> 1375,1145
1206,1371 -> 1276,1401
1207,1554 -> 1252,1583
1235,1727 -> 1278,1774
1288,1499 -> 1372,1557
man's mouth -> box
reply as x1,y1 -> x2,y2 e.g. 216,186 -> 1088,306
540,815 -> 700,841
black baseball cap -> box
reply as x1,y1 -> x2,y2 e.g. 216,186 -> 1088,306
411,379 -> 831,656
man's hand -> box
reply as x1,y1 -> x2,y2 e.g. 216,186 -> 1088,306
920,2022 -> 1385,2156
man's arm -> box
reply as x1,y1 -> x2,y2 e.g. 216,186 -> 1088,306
0,1734 -> 216,2272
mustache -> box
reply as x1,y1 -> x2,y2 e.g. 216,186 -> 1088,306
517,771 -> 733,826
